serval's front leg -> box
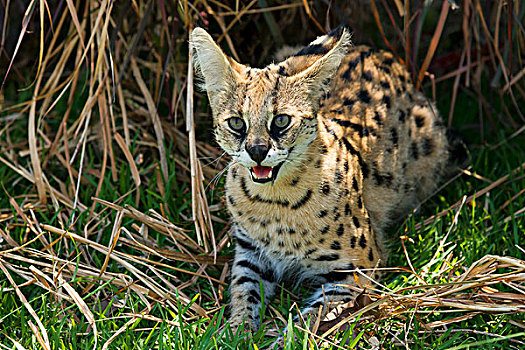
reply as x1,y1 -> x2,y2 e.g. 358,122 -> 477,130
229,226 -> 278,332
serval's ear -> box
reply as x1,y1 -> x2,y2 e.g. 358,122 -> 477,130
189,28 -> 245,104
278,27 -> 351,100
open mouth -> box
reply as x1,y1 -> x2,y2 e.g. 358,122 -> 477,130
249,162 -> 284,184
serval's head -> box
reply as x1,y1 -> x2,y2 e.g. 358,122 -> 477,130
190,27 -> 351,184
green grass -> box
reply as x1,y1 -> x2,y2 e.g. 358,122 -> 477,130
1,88 -> 524,349
1,1 -> 524,347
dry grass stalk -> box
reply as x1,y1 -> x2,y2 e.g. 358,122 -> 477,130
0,260 -> 51,349
57,273 -> 99,349
186,41 -> 216,256
316,254 -> 525,341
39,223 -> 207,317
131,58 -> 169,181
416,0 -> 450,89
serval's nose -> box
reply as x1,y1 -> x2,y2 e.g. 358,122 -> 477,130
245,142 -> 269,164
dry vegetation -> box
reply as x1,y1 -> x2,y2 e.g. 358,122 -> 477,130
0,0 -> 525,349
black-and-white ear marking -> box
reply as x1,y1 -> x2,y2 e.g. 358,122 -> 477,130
278,27 -> 352,76
279,27 -> 352,100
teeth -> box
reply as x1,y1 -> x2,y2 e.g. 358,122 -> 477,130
251,168 -> 273,179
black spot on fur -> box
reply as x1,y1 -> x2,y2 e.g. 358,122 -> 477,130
357,196 -> 363,208
382,95 -> 391,108
380,81 -> 390,89
320,225 -> 330,234
278,66 -> 289,76
339,138 -> 369,178
368,248 -> 374,262
290,177 -> 300,186
345,203 -> 351,216
345,57 -> 361,73
373,112 -> 383,126
331,241 -> 341,250
336,224 -> 344,236
291,189 -> 313,210
314,253 -> 340,261
240,177 -> 290,206
236,260 -> 261,276
343,98 -> 355,108
362,71 -> 373,81
415,115 -> 425,128
335,170 -> 343,184
373,170 -> 394,187
359,234 -> 367,248
330,118 -> 370,137
305,248 -> 318,257
353,216 -> 360,228
344,161 -> 349,173
350,236 -> 356,248
236,276 -> 259,286
318,210 -> 328,218
237,260 -> 275,282
249,289 -> 260,300
334,212 -> 341,222
399,110 -> 406,123
422,137 -> 434,156
236,235 -> 258,251
321,182 -> 330,195
357,89 -> 371,104
390,128 -> 398,148
318,263 -> 356,283
352,177 -> 359,191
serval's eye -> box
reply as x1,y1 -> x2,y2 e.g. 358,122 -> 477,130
228,117 -> 245,132
272,114 -> 291,130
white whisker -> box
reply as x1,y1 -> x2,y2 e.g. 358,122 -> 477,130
206,162 -> 234,192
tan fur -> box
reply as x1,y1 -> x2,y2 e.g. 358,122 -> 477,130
191,27 -> 448,331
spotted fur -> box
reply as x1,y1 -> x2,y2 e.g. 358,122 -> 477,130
190,27 -> 448,331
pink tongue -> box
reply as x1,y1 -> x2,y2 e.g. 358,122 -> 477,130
252,166 -> 273,178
